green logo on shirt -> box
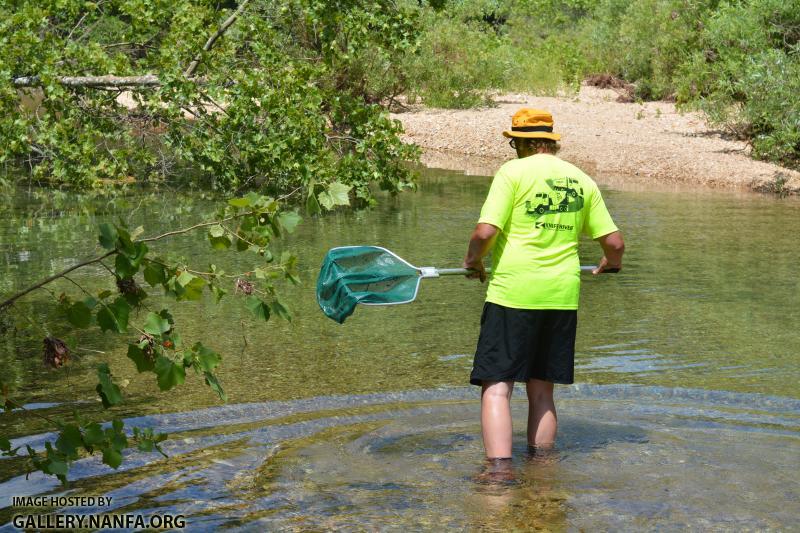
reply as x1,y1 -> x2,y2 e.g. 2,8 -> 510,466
525,177 -> 585,219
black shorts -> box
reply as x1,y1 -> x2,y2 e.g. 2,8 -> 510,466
470,302 -> 577,386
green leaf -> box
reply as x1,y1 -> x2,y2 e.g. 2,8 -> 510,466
194,343 -> 221,373
244,191 -> 261,207
110,422 -> 127,451
55,424 -> 82,459
180,276 -> 206,301
127,344 -> 155,372
96,297 -> 130,333
208,234 -> 232,250
143,312 -> 171,336
154,356 -> 186,391
133,427 -> 168,454
158,308 -> 175,325
306,192 -> 321,215
245,295 -> 270,321
204,372 -> 227,402
235,237 -> 250,252
83,423 -> 105,447
66,302 -> 92,328
136,436 -> 154,453
269,300 -> 292,322
98,223 -> 118,250
317,190 -> 334,210
177,271 -> 196,286
171,271 -> 206,300
228,197 -> 251,208
0,436 -> 11,452
211,284 -> 227,303
102,446 -> 122,469
143,262 -> 166,286
114,254 -> 136,279
165,330 -> 182,350
328,181 -> 351,206
96,363 -> 123,408
115,226 -> 135,256
44,457 -> 68,476
114,242 -> 147,278
278,211 -> 302,234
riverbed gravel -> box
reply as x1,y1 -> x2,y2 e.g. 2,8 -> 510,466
392,86 -> 800,195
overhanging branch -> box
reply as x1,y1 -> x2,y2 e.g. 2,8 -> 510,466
13,75 -> 162,88
12,1 -> 250,90
184,0 -> 251,78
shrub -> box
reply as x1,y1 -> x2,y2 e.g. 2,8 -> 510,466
676,0 -> 800,166
404,14 -> 507,108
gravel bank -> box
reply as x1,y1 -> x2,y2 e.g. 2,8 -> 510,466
392,86 -> 800,195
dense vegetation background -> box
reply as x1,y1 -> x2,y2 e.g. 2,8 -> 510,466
2,0 -> 798,185
405,0 -> 800,168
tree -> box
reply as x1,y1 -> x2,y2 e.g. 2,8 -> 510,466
0,0 -> 421,483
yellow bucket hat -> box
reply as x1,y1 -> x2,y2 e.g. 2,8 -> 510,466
502,108 -> 561,141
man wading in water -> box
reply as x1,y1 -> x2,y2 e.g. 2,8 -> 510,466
463,109 -> 624,474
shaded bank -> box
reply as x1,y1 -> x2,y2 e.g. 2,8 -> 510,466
393,86 -> 800,195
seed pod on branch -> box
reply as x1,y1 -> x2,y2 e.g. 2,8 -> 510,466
116,277 -> 137,295
116,277 -> 147,305
43,337 -> 70,368
234,278 -> 254,295
138,334 -> 157,360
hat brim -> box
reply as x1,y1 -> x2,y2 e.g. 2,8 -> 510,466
503,130 -> 561,141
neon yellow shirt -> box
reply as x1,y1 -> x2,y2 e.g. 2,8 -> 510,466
478,154 -> 618,309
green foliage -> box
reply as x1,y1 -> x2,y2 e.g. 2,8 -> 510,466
602,0 -> 711,99
96,363 -> 123,408
0,0 -> 419,194
675,0 -> 800,166
1,414 -> 157,485
405,0 -> 798,166
404,10 -> 507,108
1,190 -> 309,484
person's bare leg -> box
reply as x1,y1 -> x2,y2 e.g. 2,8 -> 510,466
481,381 -> 514,458
526,379 -> 556,448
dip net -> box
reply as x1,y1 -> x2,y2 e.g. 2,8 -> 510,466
316,246 -> 423,323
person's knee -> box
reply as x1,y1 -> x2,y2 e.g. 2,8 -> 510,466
482,381 -> 513,400
526,379 -> 554,402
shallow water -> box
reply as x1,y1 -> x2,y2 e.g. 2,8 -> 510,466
1,168 -> 799,529
1,386 -> 798,530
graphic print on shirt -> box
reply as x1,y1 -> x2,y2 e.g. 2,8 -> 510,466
524,177 -> 585,219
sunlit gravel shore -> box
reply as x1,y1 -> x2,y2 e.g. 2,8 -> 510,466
393,85 -> 800,195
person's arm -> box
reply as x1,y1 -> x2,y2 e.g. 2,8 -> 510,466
593,230 -> 624,275
463,223 -> 499,282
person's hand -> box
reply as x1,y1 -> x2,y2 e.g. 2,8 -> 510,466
463,258 -> 487,282
592,256 -> 622,275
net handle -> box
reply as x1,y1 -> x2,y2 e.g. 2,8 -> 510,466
428,265 -> 598,277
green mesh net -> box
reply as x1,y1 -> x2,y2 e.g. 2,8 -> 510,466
316,246 -> 423,323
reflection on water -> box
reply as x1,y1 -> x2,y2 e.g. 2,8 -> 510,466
1,385 -> 797,530
1,168 -> 800,529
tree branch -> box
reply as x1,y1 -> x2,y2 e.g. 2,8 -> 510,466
184,0 -> 251,78
12,75 -> 162,88
138,214 -> 243,243
0,251 -> 116,311
0,195 -> 299,311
